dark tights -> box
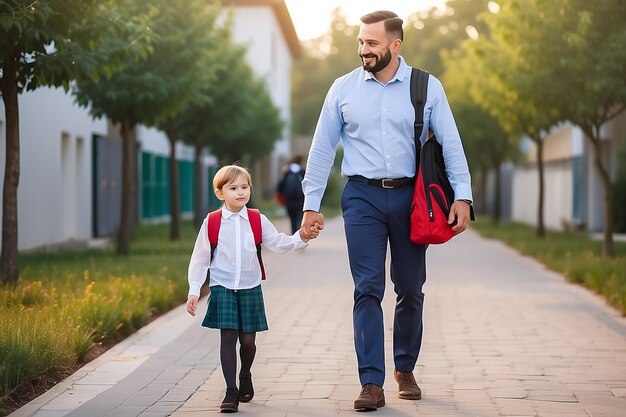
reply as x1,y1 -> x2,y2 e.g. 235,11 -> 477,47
220,330 -> 257,389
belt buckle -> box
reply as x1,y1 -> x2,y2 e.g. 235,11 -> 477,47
381,178 -> 394,189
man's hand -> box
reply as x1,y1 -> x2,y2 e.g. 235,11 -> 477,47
186,295 -> 199,316
449,200 -> 471,233
301,210 -> 325,240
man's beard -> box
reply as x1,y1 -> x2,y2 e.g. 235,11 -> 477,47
361,47 -> 392,73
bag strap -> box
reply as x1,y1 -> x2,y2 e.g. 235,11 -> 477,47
410,67 -> 430,169
207,207 -> 266,280
207,209 -> 222,260
246,208 -> 266,280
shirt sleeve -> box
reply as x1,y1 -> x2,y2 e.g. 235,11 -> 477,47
260,214 -> 307,253
187,217 -> 212,297
302,80 -> 343,212
429,76 -> 473,202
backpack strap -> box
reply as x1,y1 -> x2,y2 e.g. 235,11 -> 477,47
207,207 -> 266,280
207,209 -> 222,260
410,67 -> 430,169
246,208 -> 266,280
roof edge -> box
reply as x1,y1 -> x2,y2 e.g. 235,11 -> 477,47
220,0 -> 301,59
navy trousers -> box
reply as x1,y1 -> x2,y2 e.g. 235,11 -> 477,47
341,178 -> 427,387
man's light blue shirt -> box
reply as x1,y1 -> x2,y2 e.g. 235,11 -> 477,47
302,56 -> 473,211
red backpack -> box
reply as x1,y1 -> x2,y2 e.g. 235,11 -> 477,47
207,208 -> 266,280
409,68 -> 474,245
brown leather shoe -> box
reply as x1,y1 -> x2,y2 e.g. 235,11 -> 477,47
394,369 -> 422,400
354,383 -> 385,411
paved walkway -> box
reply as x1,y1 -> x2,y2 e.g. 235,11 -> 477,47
10,217 -> 626,417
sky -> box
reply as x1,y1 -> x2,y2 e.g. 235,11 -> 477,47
284,0 -> 447,41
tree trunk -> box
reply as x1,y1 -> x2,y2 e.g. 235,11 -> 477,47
0,59 -> 20,285
535,136 -> 546,238
588,129 -> 614,258
194,143 -> 204,229
478,171 -> 488,216
494,163 -> 502,224
117,121 -> 136,255
166,129 -> 180,240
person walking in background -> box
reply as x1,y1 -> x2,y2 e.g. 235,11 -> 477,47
277,155 -> 305,234
186,164 -> 318,413
300,10 -> 473,411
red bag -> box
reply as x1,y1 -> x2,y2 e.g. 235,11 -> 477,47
410,136 -> 458,244
409,68 -> 473,245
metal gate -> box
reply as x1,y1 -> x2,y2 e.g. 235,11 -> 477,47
92,134 -> 122,237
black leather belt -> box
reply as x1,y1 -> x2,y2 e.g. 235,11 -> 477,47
349,176 -> 414,189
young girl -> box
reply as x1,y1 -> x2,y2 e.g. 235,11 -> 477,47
186,164 -> 316,413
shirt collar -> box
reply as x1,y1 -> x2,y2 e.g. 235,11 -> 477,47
362,55 -> 410,84
222,206 -> 249,220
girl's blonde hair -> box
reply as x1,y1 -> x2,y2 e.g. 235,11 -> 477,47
212,164 -> 252,192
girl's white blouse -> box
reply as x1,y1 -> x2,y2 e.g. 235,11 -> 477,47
187,206 -> 306,296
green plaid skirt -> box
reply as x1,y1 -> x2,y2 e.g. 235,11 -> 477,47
202,285 -> 268,332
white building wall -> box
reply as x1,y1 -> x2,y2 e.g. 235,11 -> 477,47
229,6 -> 294,188
136,126 -> 195,161
0,87 -> 107,250
511,161 -> 574,231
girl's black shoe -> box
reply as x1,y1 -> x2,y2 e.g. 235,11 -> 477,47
220,388 -> 239,413
239,373 -> 254,402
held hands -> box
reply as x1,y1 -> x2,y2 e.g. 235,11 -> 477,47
299,227 -> 319,242
449,200 -> 471,233
300,210 -> 325,242
186,295 -> 199,316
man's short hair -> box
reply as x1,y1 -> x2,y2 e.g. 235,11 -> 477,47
360,10 -> 403,41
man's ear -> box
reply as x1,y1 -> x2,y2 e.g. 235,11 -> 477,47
391,38 -> 402,53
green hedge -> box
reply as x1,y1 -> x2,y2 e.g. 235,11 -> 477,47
0,221 -> 196,412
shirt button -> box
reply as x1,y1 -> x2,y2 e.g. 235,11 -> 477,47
386,155 -> 390,158
382,131 -> 387,135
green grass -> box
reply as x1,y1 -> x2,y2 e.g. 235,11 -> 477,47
0,220 -> 199,412
473,218 -> 626,315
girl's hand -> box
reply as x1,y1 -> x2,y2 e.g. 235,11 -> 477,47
299,224 -> 319,242
186,295 -> 199,316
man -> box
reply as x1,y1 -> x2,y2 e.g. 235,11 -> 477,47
301,10 -> 473,411
277,155 -> 306,234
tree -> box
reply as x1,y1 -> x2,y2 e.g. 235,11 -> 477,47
292,9 -> 360,136
172,37 -> 249,226
75,0 -> 222,253
442,46 -> 520,221
460,2 -> 565,237
476,0 -> 625,254
403,0 -> 491,76
532,0 -> 625,257
150,4 -> 225,241
0,0 -> 151,284
171,36 -> 283,225
212,75 -> 283,164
